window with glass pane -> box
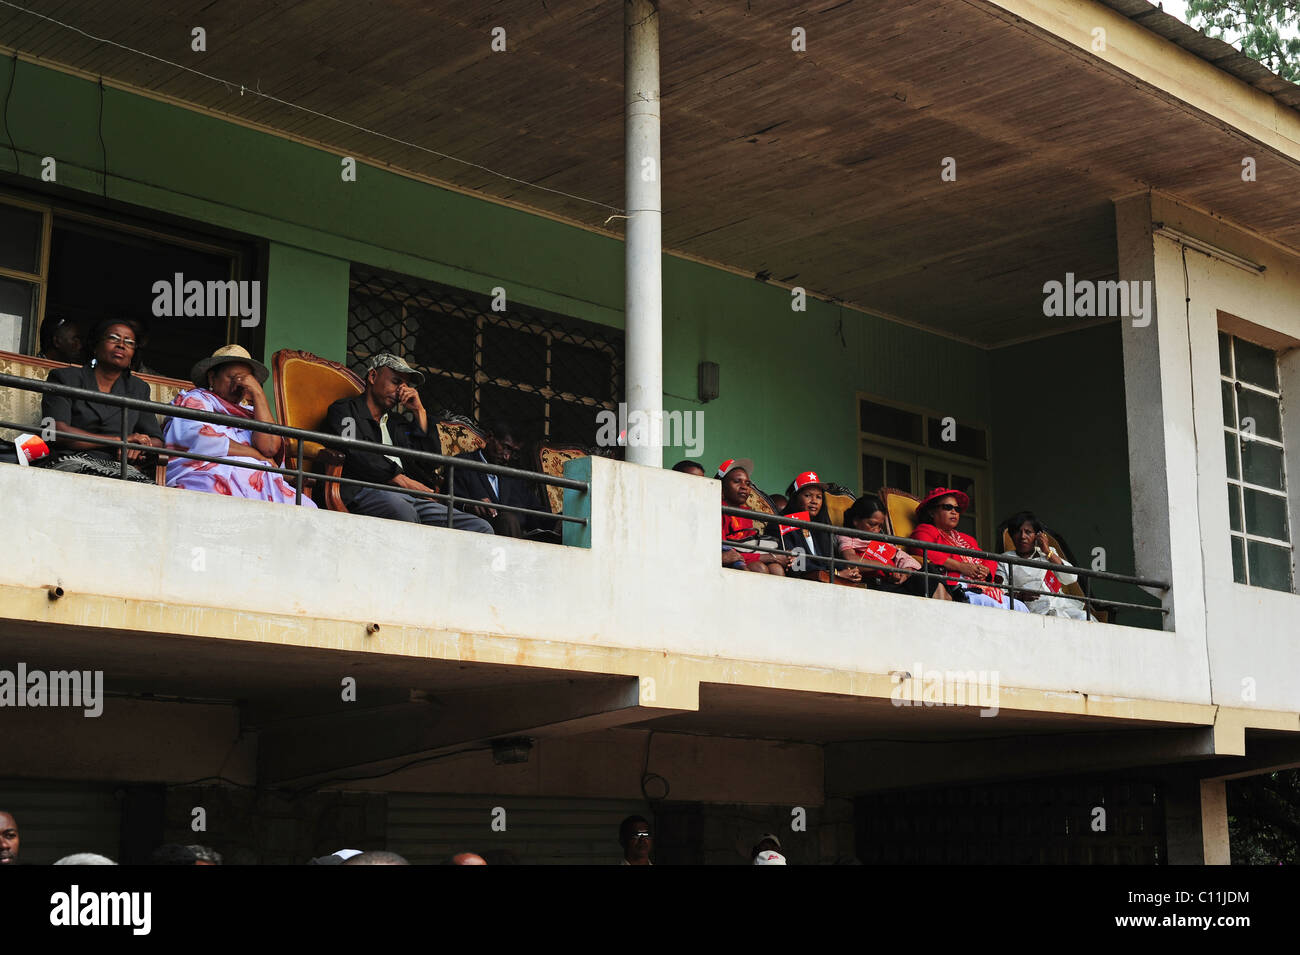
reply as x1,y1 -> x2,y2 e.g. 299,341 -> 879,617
0,204 -> 42,275
1221,333 -> 1293,591
0,277 -> 35,352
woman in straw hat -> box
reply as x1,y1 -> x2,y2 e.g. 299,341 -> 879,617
163,345 -> 316,506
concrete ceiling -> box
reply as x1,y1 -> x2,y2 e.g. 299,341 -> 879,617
3,1 -> 1300,345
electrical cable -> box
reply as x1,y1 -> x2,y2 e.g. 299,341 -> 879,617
640,730 -> 670,802
0,0 -> 623,214
2,51 -> 17,172
287,743 -> 494,800
96,75 -> 107,197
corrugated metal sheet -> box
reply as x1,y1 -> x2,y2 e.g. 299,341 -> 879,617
387,794 -> 651,866
1100,0 -> 1300,108
0,781 -> 122,864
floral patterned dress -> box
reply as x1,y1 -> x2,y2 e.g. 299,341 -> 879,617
164,388 -> 317,507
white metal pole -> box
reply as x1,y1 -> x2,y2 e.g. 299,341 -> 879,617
624,0 -> 663,468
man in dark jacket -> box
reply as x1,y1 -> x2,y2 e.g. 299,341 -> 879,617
451,417 -> 545,538
323,354 -> 492,533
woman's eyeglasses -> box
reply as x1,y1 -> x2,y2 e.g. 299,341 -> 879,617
102,334 -> 137,348
936,503 -> 961,512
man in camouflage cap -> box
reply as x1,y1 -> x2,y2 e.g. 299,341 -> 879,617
323,353 -> 492,533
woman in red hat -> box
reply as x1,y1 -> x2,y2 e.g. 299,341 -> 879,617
779,471 -> 861,582
910,488 -> 1027,610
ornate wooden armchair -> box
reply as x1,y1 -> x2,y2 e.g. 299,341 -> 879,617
271,349 -> 363,512
427,412 -> 487,494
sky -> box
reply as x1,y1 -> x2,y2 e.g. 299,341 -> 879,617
1150,1 -> 1299,44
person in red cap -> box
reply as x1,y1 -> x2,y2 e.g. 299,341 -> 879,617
717,459 -> 790,574
910,488 -> 1027,610
779,471 -> 860,582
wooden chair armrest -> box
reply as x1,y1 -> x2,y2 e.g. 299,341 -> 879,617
313,448 -> 346,469
311,449 -> 347,511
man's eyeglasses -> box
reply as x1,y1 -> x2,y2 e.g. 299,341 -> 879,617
102,334 -> 137,348
632,831 -> 651,840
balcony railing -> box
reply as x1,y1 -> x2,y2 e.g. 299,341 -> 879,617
0,373 -> 586,532
2,372 -> 1171,623
721,505 -> 1171,622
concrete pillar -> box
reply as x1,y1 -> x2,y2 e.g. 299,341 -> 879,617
623,0 -> 663,467
1199,779 -> 1231,865
1114,194 -> 1210,641
1165,773 -> 1231,864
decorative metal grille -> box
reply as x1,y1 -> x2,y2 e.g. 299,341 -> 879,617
348,267 -> 623,444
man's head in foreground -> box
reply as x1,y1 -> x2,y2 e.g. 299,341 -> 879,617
619,815 -> 652,865
342,850 -> 410,865
0,812 -> 18,865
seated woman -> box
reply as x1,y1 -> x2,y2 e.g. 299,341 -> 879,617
39,318 -> 164,483
998,511 -> 1089,620
165,345 -> 316,507
837,494 -> 928,596
909,487 -> 1027,611
718,458 -> 789,575
779,471 -> 860,583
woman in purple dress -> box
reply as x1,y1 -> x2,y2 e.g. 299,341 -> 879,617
164,345 -> 316,507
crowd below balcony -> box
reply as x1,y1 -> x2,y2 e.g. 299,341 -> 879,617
17,316 -> 1091,618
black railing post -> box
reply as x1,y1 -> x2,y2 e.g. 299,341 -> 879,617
295,437 -> 304,506
445,462 -> 455,527
119,409 -> 129,480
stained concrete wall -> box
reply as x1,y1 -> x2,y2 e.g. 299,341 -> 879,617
3,452 -> 1216,707
1118,193 -> 1300,713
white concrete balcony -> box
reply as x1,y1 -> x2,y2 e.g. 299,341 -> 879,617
4,453 -> 1297,737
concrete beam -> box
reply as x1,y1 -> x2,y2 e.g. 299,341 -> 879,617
826,727 -> 1223,795
257,677 -> 690,786
1199,736 -> 1300,781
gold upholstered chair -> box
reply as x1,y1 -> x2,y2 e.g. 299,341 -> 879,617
821,482 -> 857,529
271,349 -> 363,512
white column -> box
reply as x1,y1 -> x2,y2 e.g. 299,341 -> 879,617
624,0 -> 663,467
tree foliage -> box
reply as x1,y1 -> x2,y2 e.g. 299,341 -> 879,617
1187,1 -> 1300,81
1227,768 -> 1300,864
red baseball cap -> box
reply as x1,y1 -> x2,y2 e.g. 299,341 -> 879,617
716,458 -> 755,481
791,470 -> 823,493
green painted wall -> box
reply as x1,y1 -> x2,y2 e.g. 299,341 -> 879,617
2,57 -> 990,492
989,324 -> 1160,627
263,244 -> 350,364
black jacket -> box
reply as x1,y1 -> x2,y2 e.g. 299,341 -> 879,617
779,506 -> 838,577
323,394 -> 437,504
451,449 -> 544,521
42,363 -> 163,461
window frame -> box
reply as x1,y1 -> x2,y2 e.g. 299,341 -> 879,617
1219,330 -> 1294,591
0,187 -> 250,359
0,194 -> 52,353
856,391 -> 993,545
